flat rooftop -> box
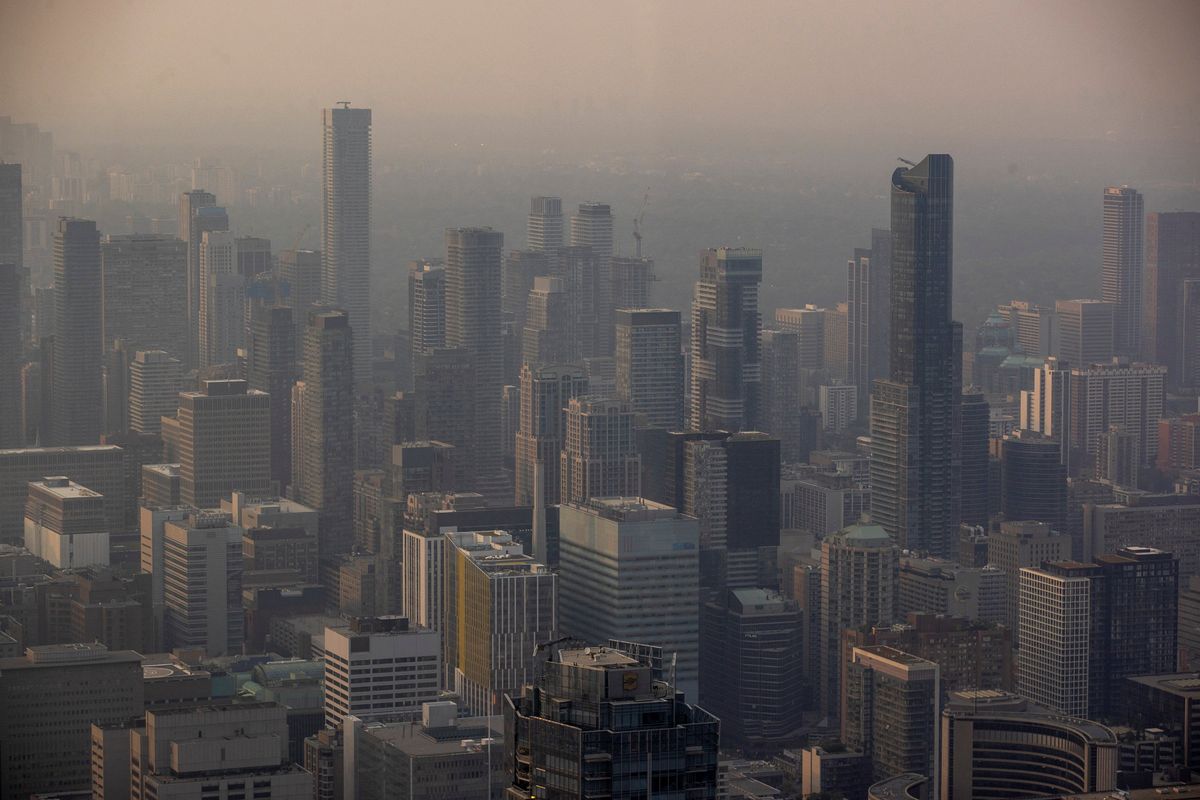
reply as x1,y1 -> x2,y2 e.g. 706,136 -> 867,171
560,647 -> 640,669
29,476 -> 103,499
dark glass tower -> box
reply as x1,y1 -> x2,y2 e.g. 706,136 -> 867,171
50,218 -> 103,446
870,155 -> 962,557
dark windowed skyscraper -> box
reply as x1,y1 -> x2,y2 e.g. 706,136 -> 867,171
178,190 -> 226,368
245,303 -> 296,490
847,228 -> 892,414
1102,185 -> 1144,359
870,155 -> 962,558
50,218 -> 103,445
1143,212 -> 1200,386
322,105 -> 372,388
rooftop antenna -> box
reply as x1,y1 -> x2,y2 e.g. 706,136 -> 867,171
632,189 -> 649,258
897,156 -> 917,168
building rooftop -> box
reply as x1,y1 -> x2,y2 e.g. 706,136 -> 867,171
578,496 -> 681,522
1127,673 -> 1200,697
0,445 -> 122,457
559,647 -> 640,669
0,642 -> 141,669
835,522 -> 892,544
28,476 -> 102,499
855,645 -> 937,668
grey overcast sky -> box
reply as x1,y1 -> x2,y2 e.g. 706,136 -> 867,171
2,0 -> 1198,153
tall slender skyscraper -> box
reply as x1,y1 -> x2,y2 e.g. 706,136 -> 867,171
245,304 -> 296,489
522,276 -> 574,368
100,234 -> 188,361
689,247 -> 763,432
278,248 -> 322,355
407,258 -> 445,376
870,155 -> 962,558
197,230 -> 241,368
1102,185 -> 1144,359
295,309 -> 355,554
321,105 -> 372,387
527,196 -> 563,268
50,218 -> 103,445
514,363 -> 588,507
444,226 -> 506,498
0,164 -> 23,447
178,191 -> 226,367
560,396 -> 641,505
1143,212 -> 1200,386
847,228 -> 892,413
570,202 -> 615,354
615,308 -> 683,430
169,379 -> 271,509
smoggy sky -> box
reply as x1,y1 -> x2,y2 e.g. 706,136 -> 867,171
3,0 -> 1198,155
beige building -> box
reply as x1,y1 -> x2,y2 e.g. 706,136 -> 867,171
559,396 -> 641,505
323,616 -> 441,728
0,444 -> 125,543
127,350 -> 182,435
24,475 -> 109,568
986,520 -> 1070,637
162,512 -> 245,656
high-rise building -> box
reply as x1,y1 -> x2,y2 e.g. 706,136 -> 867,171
1019,547 -> 1177,718
1000,430 -> 1067,529
690,247 -> 763,432
819,383 -> 857,432
407,258 -> 445,373
23,475 -> 109,568
1068,359 -> 1166,469
959,391 -> 990,527
323,615 -> 441,728
127,350 -> 181,435
412,347 -> 475,459
0,445 -> 126,544
558,498 -> 700,699
570,202 -> 614,354
843,645 -> 940,783
162,511 -> 245,656
503,646 -> 719,799
761,328 -> 801,449
996,299 -> 1059,358
559,396 -> 641,505
1102,185 -> 1145,358
1184,279 -> 1200,389
780,463 -> 869,537
700,587 -> 803,755
615,308 -> 683,430
847,232 -> 894,414
1143,212 -> 1200,385
897,556 -> 1005,624
611,255 -> 655,310
179,190 -> 226,366
322,105 -> 372,386
294,309 -> 354,554
444,226 -> 506,498
871,155 -> 963,559
99,234 -> 188,361
245,304 -> 296,489
197,229 -> 243,367
1083,494 -> 1200,581
1096,424 -> 1139,488
0,260 -> 19,448
987,519 -> 1070,636
169,379 -> 270,509
820,522 -> 899,720
522,275 -> 574,367
1055,298 -> 1115,367
278,248 -> 322,354
527,195 -> 564,267
0,162 -> 23,372
503,249 -> 548,334
775,305 -> 830,369
50,217 -> 103,445
1158,414 -> 1200,471
0,643 -> 143,799
443,530 -> 557,715
514,363 -> 588,507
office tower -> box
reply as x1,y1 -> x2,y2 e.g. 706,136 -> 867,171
940,690 -> 1119,800
690,247 -> 763,432
819,383 -> 857,431
23,475 -> 109,568
246,304 -> 296,489
293,310 -> 354,553
1000,430 -> 1067,528
413,346 -> 475,453
322,104 -> 372,386
1143,212 -> 1200,384
1019,547 -> 1178,718
444,226 -> 506,496
558,498 -> 700,699
1055,298 -> 1115,367
278,248 -> 322,351
871,155 -> 962,559
322,616 -> 440,728
389,439 -> 457,498
407,257 -> 445,371
514,363 -> 587,506
345,701 -> 505,800
897,556 -> 1005,623
0,263 -> 19,448
843,645 -> 940,783
700,588 -> 803,755
50,217 -> 103,445
959,391 -> 990,527
825,302 -> 850,379
127,350 -> 181,435
527,195 -> 564,266
775,305 -> 830,368
1102,185 -> 1145,358
99,234 -> 187,364
820,522 -> 899,720
559,396 -> 641,505
101,338 -> 131,437
236,233 -> 270,275
169,379 -> 270,508
611,255 -> 654,311
161,511 -> 244,656
503,249 -> 548,331
615,308 -> 683,430
503,647 -> 719,799
780,464 -> 869,537
1068,359 -> 1165,469
0,643 -> 142,799
570,202 -> 615,351
0,444 -> 125,543
987,519 -> 1069,635
443,530 -> 556,714
847,230 -> 894,413
522,275 -> 574,367
1158,414 -> 1200,471
761,328 -> 801,448
197,229 -> 242,367
996,299 -> 1059,358
1096,424 -> 1139,487
1083,494 -> 1200,579
801,747 -> 873,800
1184,280 -> 1200,389
179,190 -> 226,365
0,162 -> 23,364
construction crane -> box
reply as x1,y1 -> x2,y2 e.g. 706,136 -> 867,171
897,156 -> 917,168
287,222 -> 312,253
632,189 -> 649,259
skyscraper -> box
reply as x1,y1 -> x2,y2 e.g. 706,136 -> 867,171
527,195 -> 564,267
1055,298 -> 1115,367
444,226 -> 506,497
615,308 -> 683,430
559,396 -> 641,505
100,234 -> 188,361
245,304 -> 296,489
958,390 -> 990,527
0,163 -> 23,369
322,104 -> 372,387
278,248 -> 322,355
611,256 -> 655,311
1102,185 -> 1144,359
1068,359 -> 1166,469
1143,212 -> 1200,386
514,363 -> 588,507
50,217 -> 103,445
522,275 -> 574,368
689,247 -> 763,432
0,260 -> 20,448
178,189 -> 225,367
1000,430 -> 1067,530
870,154 -> 962,558
162,512 -> 246,657
169,379 -> 271,508
197,229 -> 241,367
407,258 -> 445,375
127,350 -> 182,435
295,309 -> 354,554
